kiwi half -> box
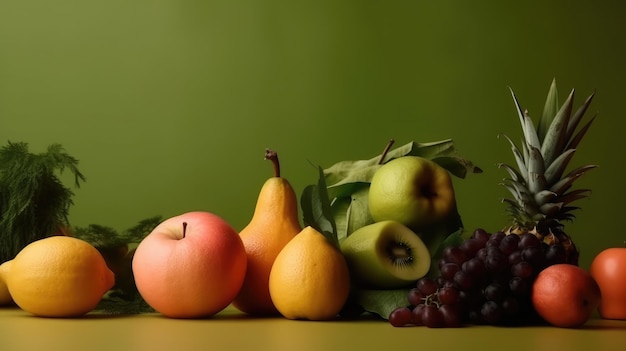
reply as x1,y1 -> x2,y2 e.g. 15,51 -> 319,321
340,220 -> 431,289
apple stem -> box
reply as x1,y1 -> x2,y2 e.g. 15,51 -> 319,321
182,222 -> 187,239
265,148 -> 280,178
378,139 -> 395,165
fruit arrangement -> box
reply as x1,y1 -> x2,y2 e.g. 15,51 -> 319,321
0,79 -> 619,330
388,79 -> 600,327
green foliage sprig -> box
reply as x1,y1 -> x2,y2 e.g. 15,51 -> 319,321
73,216 -> 162,314
0,141 -> 85,263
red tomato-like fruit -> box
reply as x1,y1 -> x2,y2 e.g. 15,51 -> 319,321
532,264 -> 601,328
590,247 -> 626,320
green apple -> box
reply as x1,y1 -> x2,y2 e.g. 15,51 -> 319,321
340,220 -> 431,289
368,156 -> 456,230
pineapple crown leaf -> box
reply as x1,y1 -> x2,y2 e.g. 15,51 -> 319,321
497,134 -> 528,183
557,189 -> 592,205
566,90 -> 596,141
508,87 -> 541,151
533,189 -> 558,206
540,88 -> 575,166
527,146 -> 547,194
539,202 -> 563,217
567,112 -> 597,151
537,78 -> 559,141
544,148 -> 576,184
497,162 -> 524,184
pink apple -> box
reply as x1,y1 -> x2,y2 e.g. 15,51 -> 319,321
132,211 -> 247,318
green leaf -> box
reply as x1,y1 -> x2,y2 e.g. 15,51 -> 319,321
354,288 -> 411,320
324,140 -> 481,200
330,184 -> 374,243
344,186 -> 375,238
432,155 -> 483,179
300,166 -> 339,248
426,227 -> 464,278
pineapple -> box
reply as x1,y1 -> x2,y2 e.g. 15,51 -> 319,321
498,79 -> 597,266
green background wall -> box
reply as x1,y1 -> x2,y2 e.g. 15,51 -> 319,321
1,1 -> 624,269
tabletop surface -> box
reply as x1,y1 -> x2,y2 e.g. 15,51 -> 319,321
1,305 -> 626,351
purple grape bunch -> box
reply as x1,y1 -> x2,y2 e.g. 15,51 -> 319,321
389,228 -> 568,327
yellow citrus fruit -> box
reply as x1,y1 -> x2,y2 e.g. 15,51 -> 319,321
269,226 -> 350,321
0,261 -> 13,305
1,236 -> 115,317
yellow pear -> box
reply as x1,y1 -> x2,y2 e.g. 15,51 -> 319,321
232,149 -> 302,315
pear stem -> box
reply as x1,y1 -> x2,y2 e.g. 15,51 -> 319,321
182,222 -> 187,239
265,148 -> 281,178
378,139 -> 395,165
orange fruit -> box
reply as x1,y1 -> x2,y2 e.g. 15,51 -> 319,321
268,226 -> 350,320
0,261 -> 13,305
532,264 -> 601,328
590,247 -> 626,319
1,236 -> 115,317
232,150 -> 301,315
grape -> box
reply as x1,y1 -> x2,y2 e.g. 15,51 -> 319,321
545,244 -> 566,265
471,228 -> 491,244
459,290 -> 482,308
485,251 -> 507,273
389,306 -> 412,327
407,288 -> 423,307
502,296 -> 520,316
518,233 -> 540,249
509,276 -> 530,296
480,301 -> 503,324
462,257 -> 486,278
511,261 -> 534,278
499,234 -> 520,255
486,231 -> 505,247
443,246 -> 467,266
411,304 -> 425,325
460,238 -> 483,257
476,247 -> 489,262
508,250 -> 523,265
440,262 -> 460,280
483,282 -> 505,303
417,278 -> 438,295
438,286 -> 461,305
422,305 -> 445,328
453,270 -> 474,291
439,304 -> 463,327
521,246 -> 545,268
467,309 -> 482,324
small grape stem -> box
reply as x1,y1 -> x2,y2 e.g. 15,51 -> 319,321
378,139 -> 395,165
265,148 -> 280,177
182,222 -> 187,239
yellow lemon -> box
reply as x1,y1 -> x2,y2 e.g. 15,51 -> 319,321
269,226 -> 350,320
1,236 -> 115,317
